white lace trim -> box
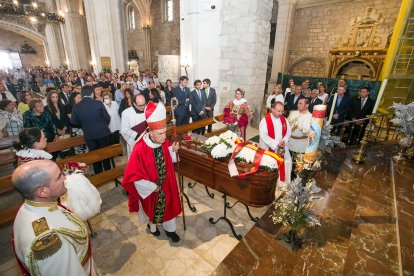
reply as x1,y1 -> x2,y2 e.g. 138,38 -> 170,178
232,98 -> 247,106
15,149 -> 53,160
143,133 -> 161,149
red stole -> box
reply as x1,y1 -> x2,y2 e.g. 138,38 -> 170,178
265,113 -> 287,181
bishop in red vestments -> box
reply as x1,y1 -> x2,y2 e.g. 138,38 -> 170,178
122,101 -> 182,242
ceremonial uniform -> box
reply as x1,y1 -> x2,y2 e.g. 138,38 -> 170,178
120,106 -> 147,158
287,110 -> 312,153
259,113 -> 292,184
13,201 -> 97,276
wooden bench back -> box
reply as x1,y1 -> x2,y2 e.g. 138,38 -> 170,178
0,150 -> 17,167
166,114 -> 224,136
45,135 -> 86,153
55,143 -> 123,169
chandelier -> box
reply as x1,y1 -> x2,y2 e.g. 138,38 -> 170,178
0,0 -> 65,24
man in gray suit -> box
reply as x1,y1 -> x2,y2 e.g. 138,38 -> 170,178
189,79 -> 207,134
202,78 -> 217,133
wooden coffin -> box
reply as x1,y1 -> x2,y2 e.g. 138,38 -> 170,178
177,142 -> 278,207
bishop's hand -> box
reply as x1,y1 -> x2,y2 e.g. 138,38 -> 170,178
172,141 -> 180,152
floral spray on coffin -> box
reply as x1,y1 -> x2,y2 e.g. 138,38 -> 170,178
201,130 -> 283,172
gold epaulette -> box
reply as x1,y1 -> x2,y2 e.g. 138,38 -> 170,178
31,217 -> 62,260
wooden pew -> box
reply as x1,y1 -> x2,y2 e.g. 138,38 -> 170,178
45,135 -> 86,153
166,114 -> 224,136
0,150 -> 17,167
0,144 -> 126,226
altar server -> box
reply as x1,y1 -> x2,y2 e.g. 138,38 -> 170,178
120,94 -> 148,158
122,101 -> 182,242
287,98 -> 312,154
12,160 -> 97,276
259,100 -> 292,185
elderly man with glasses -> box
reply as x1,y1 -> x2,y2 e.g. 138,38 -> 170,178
120,94 -> 148,158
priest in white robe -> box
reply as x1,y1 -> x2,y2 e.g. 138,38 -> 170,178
120,94 -> 147,158
287,98 -> 313,154
259,101 -> 292,185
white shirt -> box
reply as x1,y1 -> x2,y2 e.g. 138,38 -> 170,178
103,101 -> 121,133
266,94 -> 285,109
120,107 -> 146,158
258,114 -> 292,184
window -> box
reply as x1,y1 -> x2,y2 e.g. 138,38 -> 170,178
128,5 -> 136,30
165,0 -> 173,22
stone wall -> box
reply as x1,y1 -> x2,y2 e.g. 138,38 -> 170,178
124,0 -> 180,72
150,0 -> 180,71
218,0 -> 272,124
287,0 -> 402,78
0,29 -> 45,68
125,0 -> 146,70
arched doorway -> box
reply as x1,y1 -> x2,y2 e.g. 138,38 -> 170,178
336,60 -> 375,80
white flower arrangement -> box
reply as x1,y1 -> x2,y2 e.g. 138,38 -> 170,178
236,147 -> 278,170
211,143 -> 234,159
202,130 -> 278,171
205,135 -> 221,146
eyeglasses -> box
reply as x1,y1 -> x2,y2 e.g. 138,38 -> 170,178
137,103 -> 146,107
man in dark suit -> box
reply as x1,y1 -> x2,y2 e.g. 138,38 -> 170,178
189,79 -> 207,134
59,83 -> 71,105
308,89 -> 323,113
202,78 -> 217,133
347,87 -> 374,144
71,85 -> 111,174
285,85 -> 304,116
75,72 -> 85,87
327,86 -> 350,136
172,76 -> 190,126
141,80 -> 155,103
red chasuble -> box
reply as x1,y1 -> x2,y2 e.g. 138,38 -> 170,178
265,113 -> 287,181
122,138 -> 181,222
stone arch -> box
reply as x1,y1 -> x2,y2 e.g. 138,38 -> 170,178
288,55 -> 326,77
0,20 -> 46,45
334,58 -> 377,79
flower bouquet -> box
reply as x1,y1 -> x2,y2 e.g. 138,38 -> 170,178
269,177 -> 321,250
201,130 -> 279,171
390,102 -> 414,159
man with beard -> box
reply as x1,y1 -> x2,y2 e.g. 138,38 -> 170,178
120,94 -> 148,158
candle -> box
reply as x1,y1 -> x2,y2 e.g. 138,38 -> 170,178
304,105 -> 327,164
327,93 -> 337,124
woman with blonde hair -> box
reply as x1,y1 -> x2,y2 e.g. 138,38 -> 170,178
266,84 -> 284,112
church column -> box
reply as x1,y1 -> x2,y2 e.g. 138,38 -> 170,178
83,0 -> 127,73
56,0 -> 91,70
143,26 -> 151,71
44,0 -> 66,68
180,0 -> 273,124
267,0 -> 297,92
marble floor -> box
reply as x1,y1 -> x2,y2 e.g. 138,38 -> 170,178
216,143 -> 414,276
1,127 -> 413,276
